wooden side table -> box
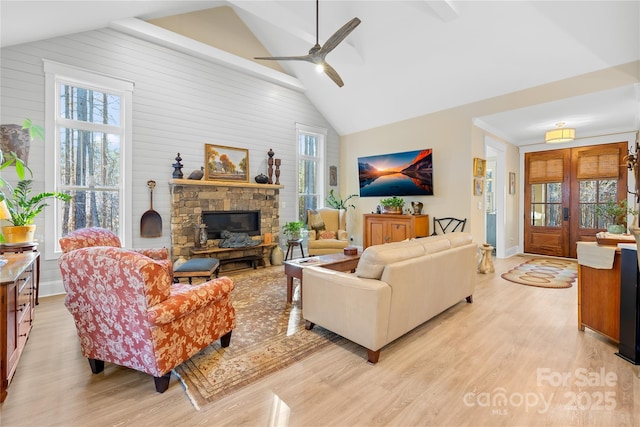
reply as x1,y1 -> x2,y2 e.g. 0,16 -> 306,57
0,242 -> 40,304
478,244 -> 494,274
285,239 -> 305,261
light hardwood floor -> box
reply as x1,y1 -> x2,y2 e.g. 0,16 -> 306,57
1,255 -> 638,426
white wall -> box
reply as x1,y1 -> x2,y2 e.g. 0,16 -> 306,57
1,28 -> 339,295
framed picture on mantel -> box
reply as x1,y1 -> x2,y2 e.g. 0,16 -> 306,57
205,144 -> 249,182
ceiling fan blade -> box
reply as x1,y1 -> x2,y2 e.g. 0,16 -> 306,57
322,62 -> 344,87
319,17 -> 361,56
254,54 -> 313,62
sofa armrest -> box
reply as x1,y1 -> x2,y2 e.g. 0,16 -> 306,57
132,247 -> 169,260
147,276 -> 235,325
302,266 -> 392,352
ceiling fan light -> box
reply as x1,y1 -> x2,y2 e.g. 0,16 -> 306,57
315,63 -> 325,73
545,127 -> 575,143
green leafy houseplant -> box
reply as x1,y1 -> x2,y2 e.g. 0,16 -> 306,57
0,119 -> 71,242
282,221 -> 307,240
2,179 -> 71,226
379,196 -> 404,214
596,199 -> 638,234
325,189 -> 358,210
380,196 -> 404,208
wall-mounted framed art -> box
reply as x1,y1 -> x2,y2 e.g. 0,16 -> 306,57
358,148 -> 433,197
473,157 -> 486,177
329,165 -> 338,186
204,144 -> 249,182
509,172 -> 516,195
473,177 -> 484,196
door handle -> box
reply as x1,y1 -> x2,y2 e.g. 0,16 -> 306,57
563,207 -> 569,221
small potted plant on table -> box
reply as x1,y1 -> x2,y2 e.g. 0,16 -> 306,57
379,196 -> 405,214
596,199 -> 637,234
282,221 -> 307,241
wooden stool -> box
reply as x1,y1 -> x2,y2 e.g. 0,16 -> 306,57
285,239 -> 305,261
173,258 -> 220,284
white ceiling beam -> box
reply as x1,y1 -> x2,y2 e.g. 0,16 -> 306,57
109,18 -> 305,92
424,0 -> 460,22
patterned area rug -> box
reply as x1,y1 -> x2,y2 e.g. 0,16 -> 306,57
500,258 -> 578,289
173,266 -> 344,410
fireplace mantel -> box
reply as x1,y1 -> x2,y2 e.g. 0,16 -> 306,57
169,179 -> 283,190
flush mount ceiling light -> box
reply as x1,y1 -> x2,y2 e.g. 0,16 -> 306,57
545,122 -> 575,143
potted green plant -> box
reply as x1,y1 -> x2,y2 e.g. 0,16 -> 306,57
379,196 -> 404,214
282,221 -> 307,241
1,179 -> 71,243
596,199 -> 638,234
0,119 -> 71,243
325,189 -> 358,210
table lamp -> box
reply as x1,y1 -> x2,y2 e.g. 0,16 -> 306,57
0,199 -> 8,265
0,199 -> 10,221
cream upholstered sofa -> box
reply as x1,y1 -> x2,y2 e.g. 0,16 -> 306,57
302,232 -> 477,363
306,207 -> 349,256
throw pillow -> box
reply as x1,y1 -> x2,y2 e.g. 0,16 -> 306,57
307,209 -> 326,235
319,230 -> 336,240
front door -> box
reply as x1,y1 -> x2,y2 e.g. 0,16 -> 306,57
524,142 -> 628,258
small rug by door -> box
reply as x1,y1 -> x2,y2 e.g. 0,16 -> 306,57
173,266 -> 345,410
500,258 -> 578,289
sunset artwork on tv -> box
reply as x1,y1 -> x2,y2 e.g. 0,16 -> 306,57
358,149 -> 433,197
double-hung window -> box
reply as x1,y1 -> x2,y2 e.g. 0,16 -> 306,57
296,124 -> 326,220
44,61 -> 133,258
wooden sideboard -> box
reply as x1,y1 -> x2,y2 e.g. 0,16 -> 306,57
363,214 -> 429,249
577,246 -> 620,342
1,252 -> 39,402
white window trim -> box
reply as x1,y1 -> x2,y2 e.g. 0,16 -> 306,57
295,123 -> 327,219
43,60 -> 134,259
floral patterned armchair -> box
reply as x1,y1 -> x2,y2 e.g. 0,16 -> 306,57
58,227 -> 236,392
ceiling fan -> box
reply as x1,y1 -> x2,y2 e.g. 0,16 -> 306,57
254,0 -> 361,87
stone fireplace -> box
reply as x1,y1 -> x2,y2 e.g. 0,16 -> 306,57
169,179 -> 282,262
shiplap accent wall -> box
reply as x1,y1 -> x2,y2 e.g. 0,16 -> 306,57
1,28 -> 339,295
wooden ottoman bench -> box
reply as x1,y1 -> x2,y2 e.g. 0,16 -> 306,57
173,258 -> 220,284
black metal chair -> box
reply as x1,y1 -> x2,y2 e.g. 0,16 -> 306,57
431,217 -> 467,235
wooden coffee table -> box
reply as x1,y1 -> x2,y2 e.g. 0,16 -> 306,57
283,251 -> 361,305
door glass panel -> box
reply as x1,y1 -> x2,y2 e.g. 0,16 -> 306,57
578,179 -> 617,228
530,183 -> 562,227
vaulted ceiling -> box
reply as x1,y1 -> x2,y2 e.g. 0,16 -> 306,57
2,1 -> 639,143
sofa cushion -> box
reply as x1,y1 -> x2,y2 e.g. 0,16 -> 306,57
319,230 -> 337,239
417,236 -> 451,254
307,209 -> 326,236
448,232 -> 474,247
356,241 -> 425,279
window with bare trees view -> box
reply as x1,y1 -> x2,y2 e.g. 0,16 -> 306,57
45,61 -> 133,255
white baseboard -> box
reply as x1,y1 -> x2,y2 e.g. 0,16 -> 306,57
502,245 -> 520,258
39,279 -> 65,298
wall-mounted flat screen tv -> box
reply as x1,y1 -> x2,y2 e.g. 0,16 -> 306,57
358,149 -> 433,197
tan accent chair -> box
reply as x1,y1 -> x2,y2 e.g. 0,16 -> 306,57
307,208 -> 349,256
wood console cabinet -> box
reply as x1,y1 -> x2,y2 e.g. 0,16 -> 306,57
1,252 -> 39,403
363,214 -> 429,249
577,247 -> 620,342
